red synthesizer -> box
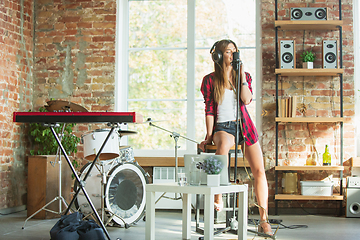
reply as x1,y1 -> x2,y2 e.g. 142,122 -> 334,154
13,111 -> 143,124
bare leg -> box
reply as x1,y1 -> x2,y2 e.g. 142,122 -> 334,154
212,131 -> 235,210
244,141 -> 272,233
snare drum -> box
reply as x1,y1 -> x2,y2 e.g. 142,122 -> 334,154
82,129 -> 120,161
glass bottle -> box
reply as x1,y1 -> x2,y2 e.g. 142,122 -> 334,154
322,145 -> 331,166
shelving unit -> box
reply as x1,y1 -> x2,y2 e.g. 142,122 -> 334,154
274,0 -> 344,215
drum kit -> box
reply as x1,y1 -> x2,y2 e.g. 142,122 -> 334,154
44,100 -> 150,228
76,129 -> 149,228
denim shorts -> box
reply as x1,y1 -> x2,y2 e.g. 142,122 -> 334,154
214,121 -> 244,143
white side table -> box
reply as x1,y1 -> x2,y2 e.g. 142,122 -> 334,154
145,183 -> 248,240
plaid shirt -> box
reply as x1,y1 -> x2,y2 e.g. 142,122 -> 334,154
200,72 -> 258,146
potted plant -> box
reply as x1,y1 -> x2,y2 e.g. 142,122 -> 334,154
202,156 -> 223,187
300,50 -> 315,69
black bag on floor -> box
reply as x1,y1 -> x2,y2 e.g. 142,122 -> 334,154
50,212 -> 105,240
78,219 -> 106,240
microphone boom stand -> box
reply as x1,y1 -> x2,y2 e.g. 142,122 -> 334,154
149,121 -> 199,201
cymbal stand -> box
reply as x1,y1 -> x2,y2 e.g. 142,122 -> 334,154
149,122 -> 198,200
23,123 -> 70,229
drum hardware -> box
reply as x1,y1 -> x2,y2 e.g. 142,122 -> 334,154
23,123 -> 70,229
44,100 -> 88,112
119,146 -> 135,163
147,119 -> 199,200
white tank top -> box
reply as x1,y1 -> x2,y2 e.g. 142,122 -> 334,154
217,89 -> 236,123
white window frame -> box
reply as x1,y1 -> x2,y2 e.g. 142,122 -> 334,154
115,0 -> 262,157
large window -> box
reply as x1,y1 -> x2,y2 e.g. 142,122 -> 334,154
116,0 -> 259,157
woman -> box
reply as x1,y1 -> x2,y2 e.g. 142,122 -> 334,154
199,39 -> 272,235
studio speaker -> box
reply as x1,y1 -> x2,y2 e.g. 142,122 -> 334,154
291,7 -> 328,21
322,40 -> 338,69
346,177 -> 360,218
279,40 -> 296,69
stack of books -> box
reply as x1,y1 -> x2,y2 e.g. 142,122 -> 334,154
278,96 -> 297,118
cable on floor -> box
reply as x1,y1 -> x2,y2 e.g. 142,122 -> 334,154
248,218 -> 308,230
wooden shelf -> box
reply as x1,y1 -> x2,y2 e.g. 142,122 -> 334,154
275,68 -> 343,76
275,117 -> 344,123
135,156 -> 250,167
275,194 -> 344,201
275,20 -> 343,30
275,166 -> 344,171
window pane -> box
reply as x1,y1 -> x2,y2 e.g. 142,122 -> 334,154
195,100 -> 206,142
129,0 -> 187,48
195,0 -> 256,47
128,50 -> 187,99
128,100 -> 187,150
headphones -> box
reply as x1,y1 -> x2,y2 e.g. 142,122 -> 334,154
210,41 -> 222,63
210,39 -> 237,64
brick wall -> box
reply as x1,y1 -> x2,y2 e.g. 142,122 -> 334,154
0,0 -> 33,210
33,0 -> 117,160
261,0 -> 354,210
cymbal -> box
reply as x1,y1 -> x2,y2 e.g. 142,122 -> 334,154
45,100 -> 88,112
118,130 -> 138,137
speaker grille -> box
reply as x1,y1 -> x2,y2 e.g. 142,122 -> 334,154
280,40 -> 295,69
291,7 -> 327,21
323,40 -> 337,69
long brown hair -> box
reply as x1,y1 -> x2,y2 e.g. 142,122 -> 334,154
212,39 -> 238,104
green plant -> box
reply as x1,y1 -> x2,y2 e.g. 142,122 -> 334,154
300,51 -> 316,62
29,107 -> 81,156
201,156 -> 223,175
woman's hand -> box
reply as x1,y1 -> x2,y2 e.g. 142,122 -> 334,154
240,61 -> 245,80
199,138 -> 212,152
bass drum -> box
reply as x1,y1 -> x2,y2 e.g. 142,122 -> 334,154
105,162 -> 148,227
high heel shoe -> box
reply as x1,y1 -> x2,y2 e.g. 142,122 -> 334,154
258,220 -> 274,236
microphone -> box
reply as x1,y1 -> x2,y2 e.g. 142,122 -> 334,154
231,51 -> 241,70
